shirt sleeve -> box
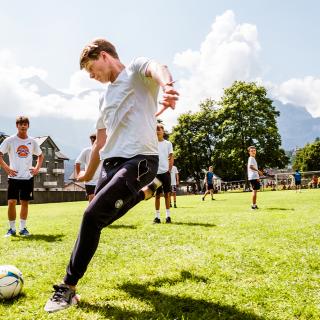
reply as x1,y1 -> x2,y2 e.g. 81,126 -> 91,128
168,141 -> 173,155
96,93 -> 107,130
131,57 -> 153,77
33,140 -> 42,156
75,149 -> 86,165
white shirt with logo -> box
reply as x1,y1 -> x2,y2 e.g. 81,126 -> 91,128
157,140 -> 173,174
170,165 -> 178,185
0,135 -> 42,180
247,156 -> 259,180
75,146 -> 102,186
96,57 -> 159,160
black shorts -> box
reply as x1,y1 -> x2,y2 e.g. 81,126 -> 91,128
85,184 -> 96,196
7,178 -> 34,201
249,179 -> 261,191
295,181 -> 301,186
207,184 -> 214,191
155,172 -> 171,195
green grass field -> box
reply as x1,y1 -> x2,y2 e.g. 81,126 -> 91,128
1,189 -> 320,320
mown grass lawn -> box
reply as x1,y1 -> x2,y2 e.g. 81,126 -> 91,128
1,189 -> 320,320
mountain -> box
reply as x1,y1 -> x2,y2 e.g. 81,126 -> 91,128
20,76 -> 73,99
274,100 -> 320,150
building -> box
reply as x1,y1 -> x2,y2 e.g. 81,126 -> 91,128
0,134 -> 69,191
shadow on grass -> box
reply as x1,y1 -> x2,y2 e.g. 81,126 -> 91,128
0,292 -> 26,305
108,225 -> 137,229
11,234 -> 65,242
265,207 -> 294,211
173,222 -> 216,227
79,271 -> 264,320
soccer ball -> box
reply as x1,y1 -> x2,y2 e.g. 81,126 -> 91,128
0,265 -> 24,299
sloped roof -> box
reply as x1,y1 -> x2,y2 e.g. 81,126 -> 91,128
55,151 -> 69,160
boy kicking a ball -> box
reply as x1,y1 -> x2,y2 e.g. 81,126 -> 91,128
44,38 -> 179,313
247,146 -> 263,209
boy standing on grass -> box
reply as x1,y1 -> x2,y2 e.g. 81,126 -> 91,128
170,164 -> 179,208
247,146 -> 263,209
202,166 -> 215,201
0,116 -> 44,237
293,169 -> 302,193
153,123 -> 173,224
44,38 -> 179,313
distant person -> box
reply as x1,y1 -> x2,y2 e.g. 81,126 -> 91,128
312,175 -> 318,188
0,116 -> 44,237
202,166 -> 215,201
170,165 -> 179,208
75,134 -> 102,203
293,169 -> 302,193
247,146 -> 263,209
153,124 -> 173,224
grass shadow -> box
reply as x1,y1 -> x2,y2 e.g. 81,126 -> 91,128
108,225 -> 137,229
0,292 -> 26,305
11,234 -> 65,242
79,270 -> 265,320
265,208 -> 294,211
173,222 -> 217,227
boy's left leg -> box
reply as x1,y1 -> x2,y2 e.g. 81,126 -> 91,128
19,178 -> 34,236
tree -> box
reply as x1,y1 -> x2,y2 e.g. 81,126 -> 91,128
213,81 -> 288,181
293,140 -> 320,171
169,99 -> 219,188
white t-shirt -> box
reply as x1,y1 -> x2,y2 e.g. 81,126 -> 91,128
75,147 -> 102,186
170,165 -> 179,185
247,156 -> 259,180
0,135 -> 42,180
96,57 -> 159,160
157,140 -> 173,174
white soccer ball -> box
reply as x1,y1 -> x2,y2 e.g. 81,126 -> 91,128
0,265 -> 24,299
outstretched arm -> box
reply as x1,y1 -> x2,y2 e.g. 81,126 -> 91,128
145,62 -> 179,116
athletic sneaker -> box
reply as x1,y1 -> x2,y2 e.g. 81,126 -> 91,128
19,228 -> 30,236
4,228 -> 16,237
211,198 -> 215,200
251,205 -> 259,210
166,217 -> 172,224
44,284 -> 79,313
174,204 -> 177,208
153,217 -> 161,224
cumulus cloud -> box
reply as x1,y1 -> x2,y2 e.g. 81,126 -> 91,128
0,50 -> 102,122
270,77 -> 320,117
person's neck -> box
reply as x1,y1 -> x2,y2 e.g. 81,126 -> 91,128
17,132 -> 27,139
110,60 -> 125,83
158,137 -> 164,142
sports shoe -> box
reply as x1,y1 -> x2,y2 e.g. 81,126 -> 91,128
251,205 -> 259,210
4,228 -> 16,237
145,178 -> 162,200
44,284 -> 79,313
153,217 -> 161,224
166,217 -> 172,224
174,203 -> 177,208
19,228 -> 30,236
211,198 -> 215,200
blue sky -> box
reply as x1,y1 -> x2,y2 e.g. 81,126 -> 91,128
0,0 -> 320,155
1,0 -> 319,87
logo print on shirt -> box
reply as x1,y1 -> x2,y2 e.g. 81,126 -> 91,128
16,145 -> 30,158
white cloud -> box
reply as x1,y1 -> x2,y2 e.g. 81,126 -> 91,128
270,77 -> 320,117
173,10 -> 261,113
0,50 -> 101,121
67,70 -> 103,94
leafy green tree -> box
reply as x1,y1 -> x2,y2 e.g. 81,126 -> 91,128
213,81 -> 288,181
169,99 -> 218,188
293,140 -> 320,171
